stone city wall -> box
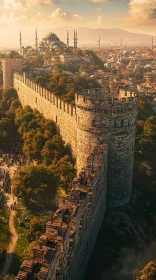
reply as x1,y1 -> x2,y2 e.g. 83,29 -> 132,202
1,58 -> 138,280
75,89 -> 138,207
16,145 -> 108,280
13,72 -> 77,160
2,58 -> 22,90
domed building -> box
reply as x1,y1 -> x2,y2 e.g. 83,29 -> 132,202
39,32 -> 67,53
19,30 -> 78,57
123,50 -> 130,57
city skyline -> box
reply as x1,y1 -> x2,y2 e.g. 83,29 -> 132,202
0,0 -> 156,47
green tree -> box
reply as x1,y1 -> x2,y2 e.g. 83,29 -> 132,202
50,155 -> 76,191
41,135 -> 66,165
7,51 -> 20,58
12,165 -> 59,211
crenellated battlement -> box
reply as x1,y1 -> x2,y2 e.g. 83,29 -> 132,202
16,145 -> 108,280
14,71 -> 76,117
76,88 -> 137,107
2,58 -> 138,280
12,70 -> 138,206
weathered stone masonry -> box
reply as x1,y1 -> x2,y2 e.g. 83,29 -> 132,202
2,58 -> 138,280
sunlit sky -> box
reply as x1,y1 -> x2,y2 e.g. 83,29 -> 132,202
0,0 -> 156,47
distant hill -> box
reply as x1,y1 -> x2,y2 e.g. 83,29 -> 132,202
48,27 -> 156,47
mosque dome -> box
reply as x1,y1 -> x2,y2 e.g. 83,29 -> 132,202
131,51 -> 136,55
123,50 -> 130,56
43,32 -> 60,42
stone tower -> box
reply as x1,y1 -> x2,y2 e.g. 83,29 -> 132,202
2,58 -> 22,90
76,88 -> 138,207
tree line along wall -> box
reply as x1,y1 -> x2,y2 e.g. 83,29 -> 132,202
2,58 -> 138,208
13,72 -> 78,160
16,145 -> 108,280
2,58 -> 138,280
13,72 -> 138,208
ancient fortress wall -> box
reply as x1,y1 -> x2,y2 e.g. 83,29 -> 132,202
1,58 -> 138,207
2,58 -> 138,280
16,145 -> 108,280
13,72 -> 77,160
2,58 -> 22,89
76,89 -> 138,207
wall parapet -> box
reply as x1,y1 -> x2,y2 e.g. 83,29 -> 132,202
1,59 -> 138,279
13,72 -> 76,117
16,145 -> 108,280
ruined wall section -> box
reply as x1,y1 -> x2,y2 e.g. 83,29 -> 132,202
66,147 -> 108,280
13,72 -> 77,159
16,145 -> 108,280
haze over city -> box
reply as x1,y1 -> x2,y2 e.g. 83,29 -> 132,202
0,0 -> 156,47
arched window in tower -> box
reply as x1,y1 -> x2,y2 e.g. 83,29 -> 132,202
121,119 -> 124,127
56,116 -> 57,123
114,120 -> 117,128
36,97 -> 37,104
128,120 -> 130,127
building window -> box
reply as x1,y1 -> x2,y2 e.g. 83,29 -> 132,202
114,120 -> 117,128
36,97 -> 37,104
121,119 -> 124,127
56,116 -> 57,123
128,120 -> 130,127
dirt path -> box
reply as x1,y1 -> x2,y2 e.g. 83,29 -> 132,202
1,209 -> 18,276
0,162 -> 18,277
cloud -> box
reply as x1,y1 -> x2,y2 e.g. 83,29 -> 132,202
0,11 -> 28,24
129,0 -> 156,21
27,0 -> 58,7
117,0 -> 156,33
50,8 -> 71,21
3,0 -> 58,10
4,0 -> 23,10
86,15 -> 105,28
49,7 -> 82,22
90,0 -> 119,3
72,13 -> 82,21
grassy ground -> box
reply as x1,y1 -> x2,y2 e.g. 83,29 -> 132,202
9,200 -> 53,275
0,208 -> 10,246
0,207 -> 10,273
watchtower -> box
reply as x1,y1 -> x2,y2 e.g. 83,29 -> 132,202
76,88 -> 138,207
2,58 -> 22,90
